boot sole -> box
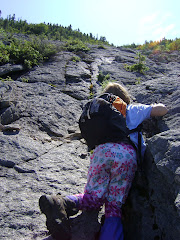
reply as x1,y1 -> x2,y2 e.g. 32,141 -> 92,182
39,195 -> 54,219
39,195 -> 71,239
39,195 -> 67,221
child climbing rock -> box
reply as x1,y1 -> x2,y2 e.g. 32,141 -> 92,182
39,82 -> 168,240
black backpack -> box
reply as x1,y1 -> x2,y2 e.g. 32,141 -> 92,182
79,93 -> 142,168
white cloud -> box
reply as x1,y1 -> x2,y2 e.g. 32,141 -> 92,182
140,12 -> 159,26
153,24 -> 175,40
137,12 -> 177,43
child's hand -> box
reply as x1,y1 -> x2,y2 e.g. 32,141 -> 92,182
150,103 -> 168,117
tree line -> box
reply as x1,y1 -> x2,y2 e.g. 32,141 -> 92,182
0,13 -> 109,45
0,13 -> 179,70
123,37 -> 180,53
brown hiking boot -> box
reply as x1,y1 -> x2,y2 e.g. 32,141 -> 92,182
39,195 -> 78,240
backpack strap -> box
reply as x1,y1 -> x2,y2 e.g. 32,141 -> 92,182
79,93 -> 143,171
99,93 -> 116,104
128,124 -> 143,171
138,130 -> 142,171
102,93 -> 143,169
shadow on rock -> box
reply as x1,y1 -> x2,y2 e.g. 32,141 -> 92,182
70,211 -> 101,240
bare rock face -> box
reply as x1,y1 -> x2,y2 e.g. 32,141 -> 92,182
122,76 -> 180,240
0,43 -> 179,240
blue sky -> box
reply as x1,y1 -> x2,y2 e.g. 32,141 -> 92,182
1,0 -> 179,46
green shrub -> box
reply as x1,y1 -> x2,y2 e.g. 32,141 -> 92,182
5,38 -> 43,68
135,77 -> 141,85
101,79 -> 115,90
30,36 -> 58,59
124,52 -> 149,74
0,41 -> 10,63
97,44 -> 106,49
89,80 -> 94,99
0,76 -> 13,81
21,77 -> 29,82
97,71 -> 116,90
64,40 -> 90,53
0,36 -> 59,69
97,71 -> 110,83
49,83 -> 56,87
71,56 -> 81,62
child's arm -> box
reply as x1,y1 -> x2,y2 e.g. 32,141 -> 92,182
150,103 -> 168,117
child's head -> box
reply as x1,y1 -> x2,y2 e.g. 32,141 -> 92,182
103,82 -> 131,104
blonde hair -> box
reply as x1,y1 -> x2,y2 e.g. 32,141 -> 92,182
103,82 -> 131,104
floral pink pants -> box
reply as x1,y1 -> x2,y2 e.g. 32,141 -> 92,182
74,142 -> 137,218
